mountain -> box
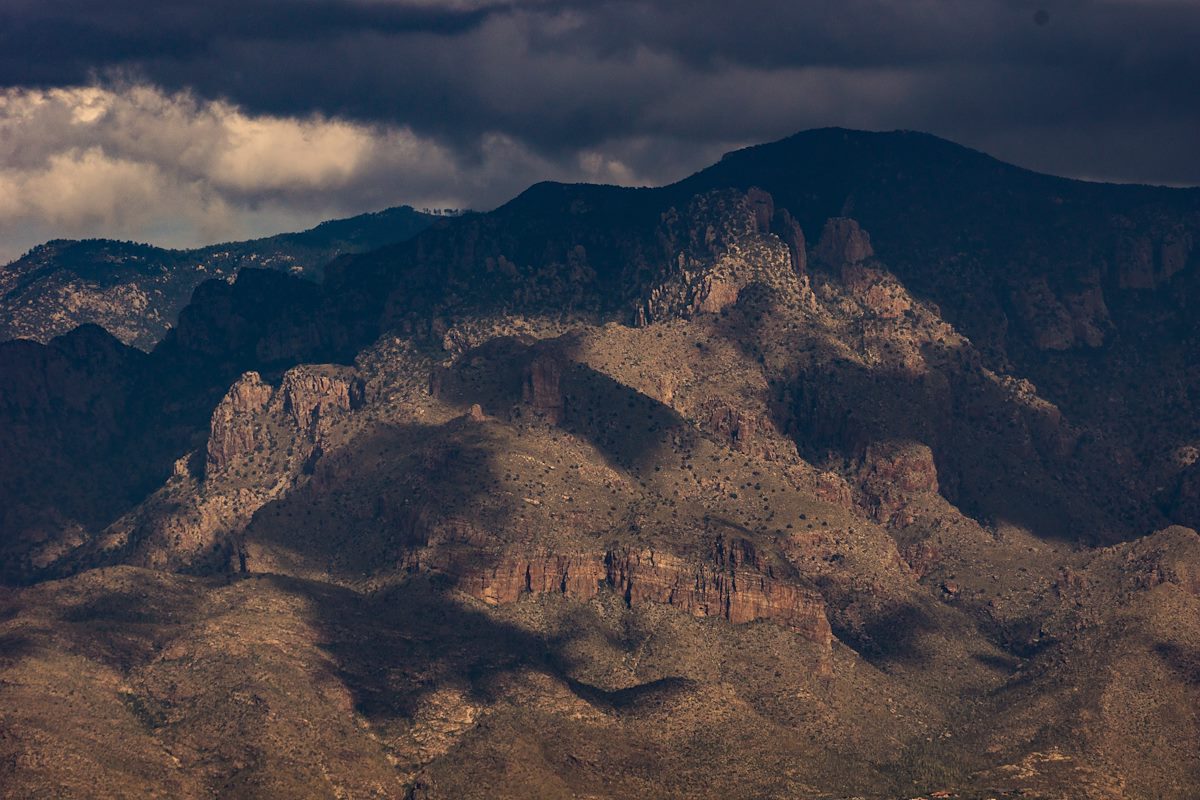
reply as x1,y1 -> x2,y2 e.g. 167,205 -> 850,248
0,205 -> 439,350
1,129 -> 1199,799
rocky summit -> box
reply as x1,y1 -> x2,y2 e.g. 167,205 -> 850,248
2,128 -> 1200,799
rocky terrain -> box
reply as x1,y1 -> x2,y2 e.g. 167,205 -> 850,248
1,128 -> 1199,799
0,206 -> 436,349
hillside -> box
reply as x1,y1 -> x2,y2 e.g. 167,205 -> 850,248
1,129 -> 1198,799
0,205 -> 438,349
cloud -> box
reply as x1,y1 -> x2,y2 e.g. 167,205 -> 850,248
0,84 -> 620,261
0,0 -> 1198,260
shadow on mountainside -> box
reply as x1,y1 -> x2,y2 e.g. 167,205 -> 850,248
708,278 -> 1157,545
0,267 -> 386,585
1,561 -> 930,799
430,333 -> 704,480
238,418 -> 518,585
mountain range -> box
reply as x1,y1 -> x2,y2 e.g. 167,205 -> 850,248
0,205 -> 437,350
1,128 -> 1198,799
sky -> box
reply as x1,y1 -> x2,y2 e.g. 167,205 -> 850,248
0,0 -> 1197,262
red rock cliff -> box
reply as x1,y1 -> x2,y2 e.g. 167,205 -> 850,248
436,538 -> 833,651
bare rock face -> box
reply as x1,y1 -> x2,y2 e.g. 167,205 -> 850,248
1161,227 -> 1195,282
1117,227 -> 1194,289
699,397 -> 798,462
771,208 -> 808,275
858,440 -> 940,525
838,263 -> 914,320
443,539 -> 833,651
636,190 -> 808,325
275,367 -> 364,436
607,542 -> 832,649
207,366 -> 361,476
745,188 -> 807,274
1117,234 -> 1157,289
814,218 -> 874,267
206,372 -> 274,473
1062,285 -> 1111,348
695,279 -> 741,313
108,363 -> 371,572
522,352 -> 564,422
745,186 -> 775,233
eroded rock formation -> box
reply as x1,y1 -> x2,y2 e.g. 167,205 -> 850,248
814,217 -> 874,268
276,367 -> 364,435
857,440 -> 940,524
206,372 -> 274,473
522,352 -> 565,422
440,540 -> 833,650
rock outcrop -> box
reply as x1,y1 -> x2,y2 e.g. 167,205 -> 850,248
1010,276 -> 1111,350
1117,226 -> 1194,289
206,372 -> 275,473
206,366 -> 364,475
636,190 -> 808,325
857,440 -> 940,525
699,397 -> 799,462
522,352 -> 565,422
771,208 -> 808,275
814,218 -> 874,267
276,367 -> 364,436
440,539 -> 833,650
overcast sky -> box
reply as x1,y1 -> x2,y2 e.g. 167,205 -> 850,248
1,0 -> 1197,261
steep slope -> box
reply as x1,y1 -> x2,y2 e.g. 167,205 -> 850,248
1,130 -> 1199,798
0,206 -> 437,349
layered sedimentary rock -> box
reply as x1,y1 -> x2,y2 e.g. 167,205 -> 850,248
439,540 -> 833,650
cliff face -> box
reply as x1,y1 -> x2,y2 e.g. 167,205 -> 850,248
443,542 -> 833,650
205,372 -> 275,473
857,441 -> 940,525
1116,225 -> 1195,290
813,217 -> 874,267
6,129 -> 1200,800
636,189 -> 811,325
521,353 -> 565,422
65,363 -> 371,572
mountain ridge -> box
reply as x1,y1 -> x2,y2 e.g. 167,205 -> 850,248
0,205 -> 439,349
1,128 -> 1199,799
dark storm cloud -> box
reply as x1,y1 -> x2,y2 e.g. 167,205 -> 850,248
0,0 -> 1198,259
0,0 -> 507,82
4,1 -> 1199,176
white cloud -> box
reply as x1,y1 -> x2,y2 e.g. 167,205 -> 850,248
0,83 -> 587,263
